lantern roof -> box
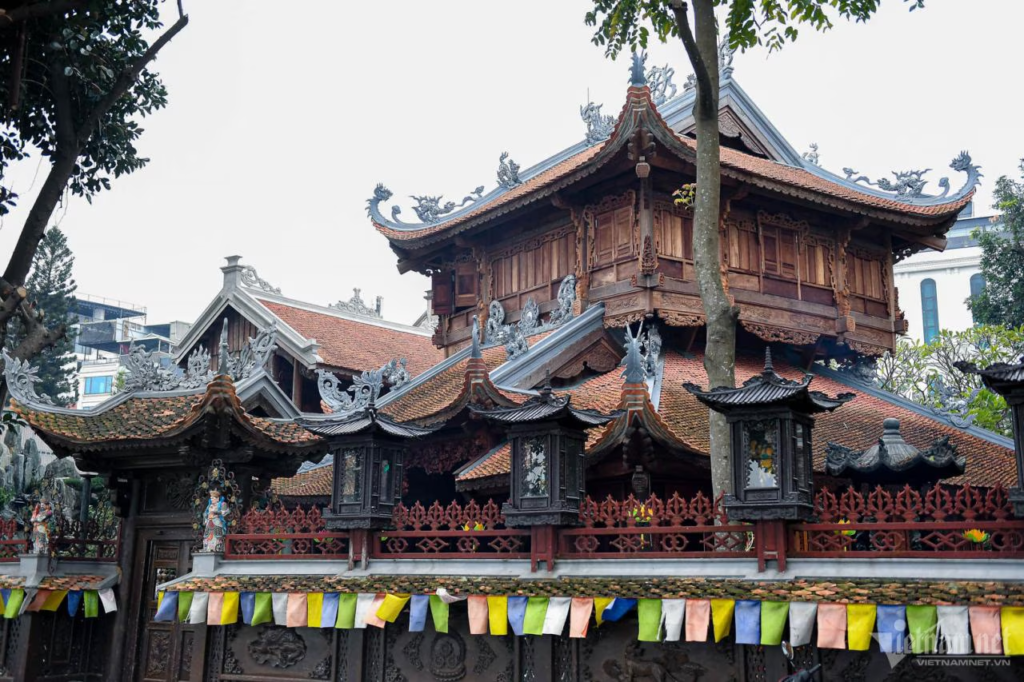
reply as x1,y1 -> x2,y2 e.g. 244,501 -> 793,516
298,407 -> 441,439
956,357 -> 1024,397
470,381 -> 618,429
826,417 -> 966,484
684,348 -> 854,415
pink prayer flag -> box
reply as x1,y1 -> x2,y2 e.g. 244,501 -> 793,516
969,606 -> 1003,655
817,603 -> 847,649
206,593 -> 224,625
467,596 -> 489,635
286,593 -> 308,628
685,599 -> 710,642
26,590 -> 50,613
569,598 -> 593,638
365,594 -> 387,629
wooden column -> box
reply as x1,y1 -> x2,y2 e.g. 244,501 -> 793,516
105,477 -> 141,682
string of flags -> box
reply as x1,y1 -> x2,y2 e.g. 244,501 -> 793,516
154,589 -> 1024,656
0,588 -> 117,618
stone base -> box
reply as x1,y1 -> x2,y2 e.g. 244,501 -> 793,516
723,495 -> 813,522
501,505 -> 581,528
191,551 -> 222,577
323,512 -> 390,530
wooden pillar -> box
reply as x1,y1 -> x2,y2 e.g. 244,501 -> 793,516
292,357 -> 303,409
105,477 -> 141,682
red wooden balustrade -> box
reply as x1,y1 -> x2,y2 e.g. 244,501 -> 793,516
557,492 -> 756,559
52,515 -> 121,561
373,499 -> 531,559
225,505 -> 352,560
0,518 -> 27,561
790,484 -> 1024,558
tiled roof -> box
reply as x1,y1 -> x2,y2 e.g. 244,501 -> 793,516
377,87 -> 970,246
260,301 -> 443,376
0,575 -> 111,590
456,351 -> 1015,488
273,465 -> 332,497
165,575 -> 1024,606
456,442 -> 510,482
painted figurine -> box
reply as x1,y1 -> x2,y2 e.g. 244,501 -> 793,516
30,500 -> 53,554
202,489 -> 230,552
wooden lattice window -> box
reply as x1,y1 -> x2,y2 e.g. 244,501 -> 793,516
594,205 -> 635,266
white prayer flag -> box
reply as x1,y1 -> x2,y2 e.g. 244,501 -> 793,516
98,589 -> 117,614
542,598 -> 572,635
789,602 -> 817,647
937,606 -> 971,655
662,599 -> 686,642
355,593 -> 377,629
272,593 -> 289,626
436,588 -> 467,605
188,593 -> 209,624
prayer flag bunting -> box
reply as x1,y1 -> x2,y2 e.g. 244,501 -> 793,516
41,590 -> 67,612
817,603 -> 846,649
365,594 -> 387,629
877,605 -> 906,654
0,589 -> 8,616
638,599 -> 663,642
735,601 -> 760,645
543,597 -> 571,636
487,596 -> 508,635
847,604 -> 876,651
240,592 -> 256,625
429,595 -> 449,634
593,597 -> 615,627
508,596 -> 528,636
661,599 -> 685,643
789,602 -> 817,647
523,597 -> 549,636
207,593 -> 224,625
760,602 -> 788,646
906,605 -> 937,654
272,593 -> 289,626
307,593 -> 324,628
67,590 -> 83,618
187,592 -> 207,624
467,596 -> 488,635
686,599 -> 710,642
936,606 -> 970,655
1001,607 -> 1024,656
336,594 -> 358,629
154,592 -> 177,622
569,598 -> 593,639
287,593 -> 308,628
969,606 -> 1002,655
436,588 -> 467,605
408,595 -> 429,632
603,598 -> 637,624
378,594 -> 410,624
321,593 -> 339,629
711,599 -> 735,643
27,590 -> 51,613
354,593 -> 376,630
221,592 -> 239,625
98,589 -> 117,614
252,593 -> 272,626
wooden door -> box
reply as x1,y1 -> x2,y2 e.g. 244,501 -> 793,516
133,533 -> 194,682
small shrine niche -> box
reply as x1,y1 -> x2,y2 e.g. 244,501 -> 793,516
473,384 -> 615,527
685,349 -> 853,520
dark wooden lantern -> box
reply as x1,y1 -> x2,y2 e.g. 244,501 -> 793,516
685,349 -> 853,521
473,385 -> 615,527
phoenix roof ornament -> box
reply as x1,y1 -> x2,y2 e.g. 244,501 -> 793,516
841,151 -> 981,203
580,101 -> 615,146
366,181 -> 486,228
2,350 -> 54,406
239,265 -> 281,295
496,152 -> 522,190
645,63 -> 677,106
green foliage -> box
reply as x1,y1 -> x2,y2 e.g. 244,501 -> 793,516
877,325 -> 1024,436
585,0 -> 924,57
0,1 -> 174,216
7,228 -> 78,405
968,160 -> 1024,329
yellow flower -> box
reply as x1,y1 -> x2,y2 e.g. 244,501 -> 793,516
836,519 -> 856,537
963,529 -> 989,544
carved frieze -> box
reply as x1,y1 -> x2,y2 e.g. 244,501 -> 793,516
659,311 -> 705,328
247,627 -> 306,669
741,321 -> 820,346
603,310 -> 646,328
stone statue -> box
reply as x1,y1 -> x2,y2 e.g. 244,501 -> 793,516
30,499 -> 53,554
202,489 -> 230,552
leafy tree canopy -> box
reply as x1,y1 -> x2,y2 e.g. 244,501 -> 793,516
968,160 -> 1024,329
877,325 -> 1024,437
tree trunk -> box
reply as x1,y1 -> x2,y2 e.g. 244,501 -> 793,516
675,0 -> 739,496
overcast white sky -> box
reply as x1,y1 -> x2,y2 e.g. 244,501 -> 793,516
1,0 -> 1022,327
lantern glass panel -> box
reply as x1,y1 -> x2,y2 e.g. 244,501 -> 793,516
338,448 -> 361,503
522,436 -> 549,497
742,419 -> 779,489
380,456 -> 393,501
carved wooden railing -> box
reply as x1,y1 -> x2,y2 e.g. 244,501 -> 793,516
0,518 -> 27,561
224,505 -> 351,560
557,492 -> 755,558
373,499 -> 530,559
51,514 -> 121,561
790,484 -> 1024,558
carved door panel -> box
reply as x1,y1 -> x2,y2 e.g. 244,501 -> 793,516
134,536 -> 194,682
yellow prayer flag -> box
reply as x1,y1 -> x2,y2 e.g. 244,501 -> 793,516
1001,607 -> 1024,656
487,596 -> 508,635
221,592 -> 239,625
377,594 -> 411,623
594,598 -> 615,627
847,604 -> 876,651
41,590 -> 68,612
307,593 -> 324,628
711,599 -> 735,643
157,591 -> 164,612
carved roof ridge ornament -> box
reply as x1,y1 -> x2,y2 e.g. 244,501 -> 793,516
645,63 -> 677,107
2,349 -> 55,406
329,287 -> 383,318
629,51 -> 647,87
471,315 -> 482,359
239,265 -> 281,295
840,151 -> 982,204
825,417 -> 966,481
496,152 -> 521,190
802,143 -> 820,166
317,356 -> 411,415
484,274 -> 578,353
580,101 -> 615,146
719,30 -> 736,81
622,321 -> 646,385
366,182 -> 487,229
222,319 -> 278,382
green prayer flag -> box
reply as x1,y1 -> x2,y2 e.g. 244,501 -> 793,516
906,605 -> 938,654
252,593 -> 273,626
84,591 -> 99,618
523,597 -> 549,636
638,599 -> 663,642
760,601 -> 789,645
336,594 -> 357,629
177,592 -> 194,623
3,589 -> 24,619
429,595 -> 449,634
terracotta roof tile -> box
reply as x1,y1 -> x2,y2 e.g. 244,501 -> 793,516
272,465 -> 332,497
260,301 -> 442,376
165,575 -> 1024,606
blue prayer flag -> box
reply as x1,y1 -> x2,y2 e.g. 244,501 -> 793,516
409,595 -> 429,632
240,592 -> 256,625
735,600 -> 761,645
322,593 -> 340,629
508,596 -> 529,635
67,591 -> 83,617
602,598 -> 637,623
877,605 -> 907,654
154,592 -> 178,622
